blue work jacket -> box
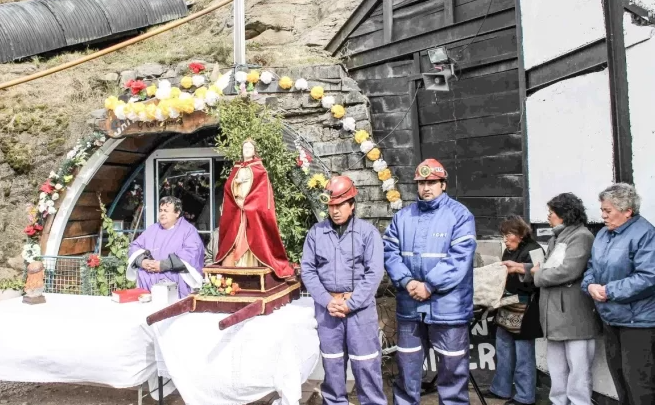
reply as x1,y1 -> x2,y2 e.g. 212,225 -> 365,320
383,193 -> 477,325
582,215 -> 655,328
300,217 -> 385,312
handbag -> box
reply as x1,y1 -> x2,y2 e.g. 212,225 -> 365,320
495,302 -> 528,334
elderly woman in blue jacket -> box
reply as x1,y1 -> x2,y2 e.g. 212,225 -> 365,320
582,183 -> 655,405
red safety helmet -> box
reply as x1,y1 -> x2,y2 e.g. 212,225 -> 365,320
414,159 -> 448,181
321,175 -> 358,205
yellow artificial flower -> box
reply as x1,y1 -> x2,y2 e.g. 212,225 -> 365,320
178,98 -> 195,114
246,70 -> 260,84
378,168 -> 392,181
307,173 -> 328,189
146,85 -> 157,97
366,147 -> 381,161
124,102 -> 135,116
226,278 -> 233,286
354,130 -> 369,144
279,76 -> 293,90
209,84 -> 223,96
158,100 -> 172,118
310,86 -> 324,100
170,87 -> 182,98
180,76 -> 193,89
194,86 -> 208,99
145,103 -> 157,120
132,102 -> 145,116
386,189 -> 401,202
63,175 -> 74,184
104,96 -> 119,110
331,105 -> 345,119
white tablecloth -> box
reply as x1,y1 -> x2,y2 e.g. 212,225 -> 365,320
0,293 -> 159,389
150,297 -> 320,405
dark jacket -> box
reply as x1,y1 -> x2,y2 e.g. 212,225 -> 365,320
502,238 -> 544,340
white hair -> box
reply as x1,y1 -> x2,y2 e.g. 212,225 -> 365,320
599,183 -> 640,215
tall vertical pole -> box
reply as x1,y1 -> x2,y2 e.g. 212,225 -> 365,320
233,0 -> 246,66
602,0 -> 633,184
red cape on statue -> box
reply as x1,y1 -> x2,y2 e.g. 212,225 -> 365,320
215,157 -> 294,278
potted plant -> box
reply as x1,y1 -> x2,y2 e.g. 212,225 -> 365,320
0,276 -> 25,301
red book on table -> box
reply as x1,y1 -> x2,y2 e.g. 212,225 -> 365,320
111,288 -> 150,303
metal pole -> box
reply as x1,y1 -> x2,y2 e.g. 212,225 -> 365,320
233,0 -> 246,65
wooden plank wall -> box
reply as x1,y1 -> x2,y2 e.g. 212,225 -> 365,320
57,135 -> 152,256
341,0 -> 522,237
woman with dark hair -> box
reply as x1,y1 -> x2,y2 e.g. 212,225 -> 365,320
506,193 -> 601,405
485,215 -> 543,405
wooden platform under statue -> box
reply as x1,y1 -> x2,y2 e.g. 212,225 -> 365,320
146,265 -> 301,330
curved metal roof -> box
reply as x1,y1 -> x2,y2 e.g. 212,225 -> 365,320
0,0 -> 188,63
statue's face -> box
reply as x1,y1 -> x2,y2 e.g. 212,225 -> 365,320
243,142 -> 255,160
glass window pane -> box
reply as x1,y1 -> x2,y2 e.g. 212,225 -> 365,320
157,159 -> 212,231
109,168 -> 145,232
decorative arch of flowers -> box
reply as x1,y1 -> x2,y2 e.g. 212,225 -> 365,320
22,63 -> 404,265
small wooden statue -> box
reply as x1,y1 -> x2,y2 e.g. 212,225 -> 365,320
23,260 -> 46,305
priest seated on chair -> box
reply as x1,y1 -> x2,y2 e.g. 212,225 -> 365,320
127,196 -> 204,298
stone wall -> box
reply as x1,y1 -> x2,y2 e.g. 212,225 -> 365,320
89,62 -> 402,233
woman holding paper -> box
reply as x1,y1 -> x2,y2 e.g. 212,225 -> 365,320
505,193 -> 601,405
582,183 -> 655,405
484,215 -> 543,405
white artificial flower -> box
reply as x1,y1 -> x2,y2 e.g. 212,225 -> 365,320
204,90 -> 219,106
302,167 -> 309,175
194,98 -> 206,111
126,108 -> 138,122
49,171 -> 58,179
55,184 -> 63,191
169,108 -> 180,119
342,117 -> 356,132
390,200 -> 403,210
138,112 -> 149,122
235,71 -> 248,83
155,108 -> 166,121
373,159 -> 388,172
321,96 -> 335,109
39,192 -> 47,200
38,203 -> 46,213
21,243 -> 41,263
51,193 -> 59,201
155,80 -> 172,100
114,104 -> 126,120
47,206 -> 57,215
360,140 -> 375,154
179,92 -> 193,101
260,71 -> 273,84
192,75 -> 206,87
295,78 -> 308,90
128,96 -> 139,103
382,178 -> 396,192
302,161 -> 310,169
66,149 -> 77,160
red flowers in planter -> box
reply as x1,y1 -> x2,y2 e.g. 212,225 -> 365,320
87,254 -> 101,268
189,63 -> 205,74
24,223 -> 43,236
125,79 -> 147,96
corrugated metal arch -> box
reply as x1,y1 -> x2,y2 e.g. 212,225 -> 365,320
37,0 -> 113,46
0,1 -> 67,62
0,0 -> 187,63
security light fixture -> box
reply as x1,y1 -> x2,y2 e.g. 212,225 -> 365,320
427,47 -> 449,64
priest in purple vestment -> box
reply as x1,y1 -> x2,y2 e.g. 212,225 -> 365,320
127,196 -> 205,298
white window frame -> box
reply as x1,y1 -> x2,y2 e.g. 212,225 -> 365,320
144,147 -> 223,229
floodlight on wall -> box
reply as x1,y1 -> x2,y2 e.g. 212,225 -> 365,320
427,47 -> 449,64
421,64 -> 454,92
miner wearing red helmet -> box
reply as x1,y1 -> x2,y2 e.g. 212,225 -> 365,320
301,175 -> 387,405
384,158 -> 477,405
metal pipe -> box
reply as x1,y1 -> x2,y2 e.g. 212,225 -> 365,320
0,0 -> 233,91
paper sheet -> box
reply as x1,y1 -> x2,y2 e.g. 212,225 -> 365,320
529,248 -> 545,267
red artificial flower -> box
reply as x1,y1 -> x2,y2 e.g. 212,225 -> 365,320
86,254 -> 101,268
40,180 -> 55,194
189,62 -> 205,74
23,224 -> 43,236
125,79 -> 147,95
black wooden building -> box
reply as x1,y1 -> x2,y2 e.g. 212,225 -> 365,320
327,0 -> 522,237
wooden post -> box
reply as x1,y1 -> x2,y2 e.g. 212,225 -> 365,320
515,0 -> 529,220
383,0 -> 393,44
601,0 -> 633,184
233,0 -> 246,65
